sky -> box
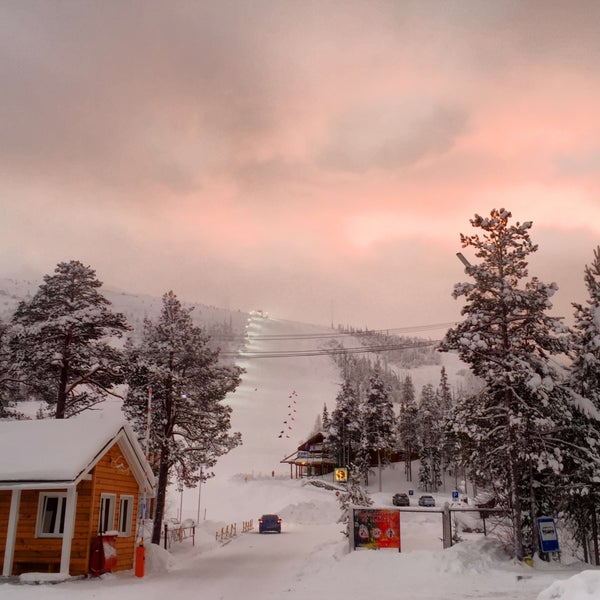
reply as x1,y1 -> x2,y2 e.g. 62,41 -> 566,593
2,1 -> 600,332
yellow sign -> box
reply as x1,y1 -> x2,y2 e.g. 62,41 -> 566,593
334,468 -> 348,482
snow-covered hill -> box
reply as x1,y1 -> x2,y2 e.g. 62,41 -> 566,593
0,277 -> 250,334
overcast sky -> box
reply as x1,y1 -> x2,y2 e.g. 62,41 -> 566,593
2,1 -> 600,332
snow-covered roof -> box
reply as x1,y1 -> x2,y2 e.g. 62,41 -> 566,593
0,417 -> 155,493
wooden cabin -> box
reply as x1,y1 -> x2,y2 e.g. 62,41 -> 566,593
280,432 -> 337,479
0,418 -> 155,578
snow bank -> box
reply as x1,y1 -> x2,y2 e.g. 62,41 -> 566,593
537,570 -> 600,600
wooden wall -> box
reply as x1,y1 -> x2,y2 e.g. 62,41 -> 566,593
89,441 -> 141,573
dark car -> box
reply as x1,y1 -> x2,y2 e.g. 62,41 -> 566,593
258,514 -> 282,533
392,493 -> 410,506
418,495 -> 435,507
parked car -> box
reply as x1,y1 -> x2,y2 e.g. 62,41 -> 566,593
418,495 -> 435,507
258,514 -> 282,533
392,493 -> 410,506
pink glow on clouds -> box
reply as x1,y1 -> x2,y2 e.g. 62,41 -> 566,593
2,2 -> 600,328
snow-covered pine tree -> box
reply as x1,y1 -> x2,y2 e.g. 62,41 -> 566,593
397,375 -> 419,481
357,371 -> 396,492
417,383 -> 442,492
9,260 -> 130,418
336,465 -> 373,537
0,318 -> 27,419
0,320 -> 15,411
123,291 -> 242,545
437,367 -> 456,486
437,367 -> 452,417
322,402 -> 331,431
328,378 -> 362,468
439,208 -> 573,560
567,246 -> 600,564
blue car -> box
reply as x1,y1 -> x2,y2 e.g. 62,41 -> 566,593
259,514 -> 282,533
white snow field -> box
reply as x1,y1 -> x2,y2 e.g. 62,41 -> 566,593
1,314 -> 599,600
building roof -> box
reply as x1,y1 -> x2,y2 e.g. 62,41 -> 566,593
0,416 -> 155,494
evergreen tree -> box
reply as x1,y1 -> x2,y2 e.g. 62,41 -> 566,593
0,320 -> 17,411
437,367 -> 456,486
398,375 -> 419,481
123,291 -> 242,544
357,371 -> 396,491
437,367 -> 453,417
440,208 -> 573,560
9,260 -> 129,418
567,246 -> 600,564
329,379 -> 362,468
322,402 -> 331,431
417,384 -> 442,492
0,319 -> 27,419
336,465 -> 373,537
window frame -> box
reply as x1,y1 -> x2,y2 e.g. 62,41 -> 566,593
98,493 -> 117,533
36,492 -> 68,538
118,495 -> 134,537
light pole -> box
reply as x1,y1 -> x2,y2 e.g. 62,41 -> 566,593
456,252 -> 472,269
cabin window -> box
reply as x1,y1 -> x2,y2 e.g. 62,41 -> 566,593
37,493 -> 67,537
118,495 -> 134,536
99,493 -> 116,533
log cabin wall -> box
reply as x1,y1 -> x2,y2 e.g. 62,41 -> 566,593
88,441 -> 141,572
12,489 -> 62,574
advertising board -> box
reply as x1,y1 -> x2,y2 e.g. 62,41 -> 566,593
352,508 -> 401,551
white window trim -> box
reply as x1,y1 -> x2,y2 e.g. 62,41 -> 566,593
118,495 -> 134,537
99,493 -> 117,534
36,492 -> 67,538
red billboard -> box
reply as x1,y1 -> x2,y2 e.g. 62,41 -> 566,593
352,508 -> 401,551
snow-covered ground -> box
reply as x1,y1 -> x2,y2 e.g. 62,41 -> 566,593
1,314 -> 599,599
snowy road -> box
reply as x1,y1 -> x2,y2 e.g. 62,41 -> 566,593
0,493 -> 585,600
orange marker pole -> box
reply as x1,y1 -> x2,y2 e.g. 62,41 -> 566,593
135,541 -> 145,578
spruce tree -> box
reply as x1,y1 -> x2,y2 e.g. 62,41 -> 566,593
322,402 -> 331,431
357,371 -> 396,491
329,379 -> 362,468
336,466 -> 373,537
9,260 -> 129,418
437,367 -> 456,486
417,383 -> 442,492
0,319 -> 26,419
567,246 -> 600,564
440,208 -> 573,560
123,291 -> 242,545
398,375 -> 419,481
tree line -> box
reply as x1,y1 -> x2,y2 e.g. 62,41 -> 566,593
324,208 -> 600,566
322,359 -> 455,492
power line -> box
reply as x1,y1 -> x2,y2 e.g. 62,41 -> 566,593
222,340 -> 440,359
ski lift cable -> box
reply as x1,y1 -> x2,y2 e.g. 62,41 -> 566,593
222,340 -> 440,359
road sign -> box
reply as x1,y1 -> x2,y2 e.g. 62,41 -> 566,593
537,517 -> 560,553
334,467 -> 348,483
408,489 -> 414,496
452,490 -> 459,500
